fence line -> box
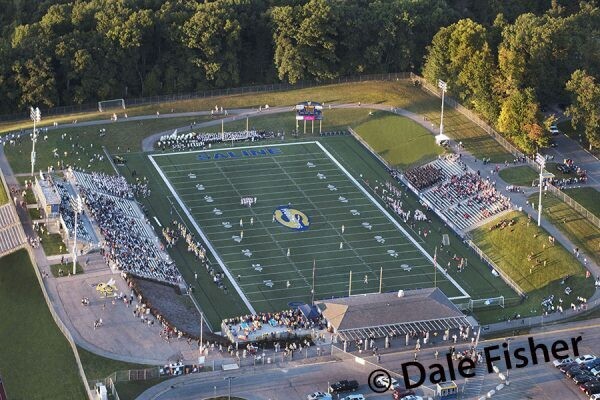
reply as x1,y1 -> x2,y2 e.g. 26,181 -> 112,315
411,73 -> 600,230
464,239 -> 526,297
546,184 -> 600,228
24,247 -> 94,399
0,72 -> 412,122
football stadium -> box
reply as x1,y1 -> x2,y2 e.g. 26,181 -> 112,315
0,2 -> 598,399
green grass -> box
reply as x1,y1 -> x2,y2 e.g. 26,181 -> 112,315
4,116 -> 208,174
472,211 -> 588,293
498,166 -> 538,186
545,162 -> 575,180
3,80 -> 510,171
353,113 -> 444,168
114,377 -> 169,400
0,175 -> 8,205
563,187 -> 600,218
24,187 -> 36,204
530,193 -> 600,266
471,211 -> 594,323
77,347 -> 153,381
122,135 -> 514,326
39,231 -> 66,256
0,249 -> 87,399
50,262 -> 83,277
28,207 -> 42,220
215,109 -> 443,169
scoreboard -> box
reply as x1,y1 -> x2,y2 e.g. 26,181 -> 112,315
295,101 -> 323,121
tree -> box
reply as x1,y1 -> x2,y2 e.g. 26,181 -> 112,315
497,87 -> 545,152
566,70 -> 600,149
271,0 -> 338,84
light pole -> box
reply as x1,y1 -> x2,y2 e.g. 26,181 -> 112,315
30,107 -> 41,177
224,376 -> 236,400
535,153 -> 545,226
71,195 -> 83,275
438,80 -> 448,136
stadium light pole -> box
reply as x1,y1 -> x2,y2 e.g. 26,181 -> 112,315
72,195 -> 83,275
30,107 -> 41,177
438,80 -> 447,137
535,153 -> 545,226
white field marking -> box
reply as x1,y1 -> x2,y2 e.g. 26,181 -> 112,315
218,243 -> 421,257
148,153 -> 257,314
314,141 -> 470,299
208,229 -> 403,244
151,140 -> 320,157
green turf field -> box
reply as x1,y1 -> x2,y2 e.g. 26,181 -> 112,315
0,249 -> 86,399
149,141 -> 468,313
563,187 -> 600,218
498,166 -> 538,186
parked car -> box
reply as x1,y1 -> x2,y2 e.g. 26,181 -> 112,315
556,163 -> 573,173
375,375 -> 400,390
573,373 -> 596,385
392,388 -> 416,399
399,396 -> 423,400
307,391 -> 332,400
560,362 -> 578,373
586,385 -> 600,396
567,366 -> 587,378
340,395 -> 365,400
329,380 -> 359,394
590,393 -> 600,400
576,355 -> 597,365
554,357 -> 574,367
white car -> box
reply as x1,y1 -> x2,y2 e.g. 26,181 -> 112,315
375,375 -> 401,390
576,355 -> 597,365
341,395 -> 365,400
590,394 -> 600,400
307,392 -> 332,400
553,357 -> 574,367
401,396 -> 423,400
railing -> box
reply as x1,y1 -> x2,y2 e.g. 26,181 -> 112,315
464,239 -> 526,297
412,73 -> 600,231
25,247 -> 94,399
546,184 -> 600,228
0,72 -> 412,122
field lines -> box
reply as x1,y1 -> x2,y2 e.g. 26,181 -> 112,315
150,141 -> 470,312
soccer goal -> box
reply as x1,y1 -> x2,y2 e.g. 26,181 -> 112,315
98,98 -> 126,112
468,296 -> 505,311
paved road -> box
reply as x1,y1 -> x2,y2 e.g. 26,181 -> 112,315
139,318 -> 600,400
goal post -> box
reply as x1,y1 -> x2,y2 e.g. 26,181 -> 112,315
98,99 -> 126,112
468,296 -> 505,311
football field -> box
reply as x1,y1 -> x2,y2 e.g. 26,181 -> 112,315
149,141 -> 469,313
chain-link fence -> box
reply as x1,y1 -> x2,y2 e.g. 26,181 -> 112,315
412,73 -> 600,230
0,72 -> 413,122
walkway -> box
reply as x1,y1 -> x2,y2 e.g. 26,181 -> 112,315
0,100 -> 598,366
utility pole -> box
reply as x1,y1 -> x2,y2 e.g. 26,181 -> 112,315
311,259 -> 316,306
200,312 -> 204,355
30,107 -> 41,177
224,376 -> 236,400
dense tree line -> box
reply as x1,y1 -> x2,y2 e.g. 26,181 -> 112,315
422,1 -> 599,152
0,0 -> 568,115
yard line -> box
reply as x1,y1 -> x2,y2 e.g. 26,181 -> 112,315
148,153 -> 258,314
315,141 -> 470,298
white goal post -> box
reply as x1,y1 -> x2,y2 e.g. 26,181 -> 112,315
469,296 -> 505,311
98,98 -> 126,112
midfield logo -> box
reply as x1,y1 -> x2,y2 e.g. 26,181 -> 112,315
273,206 -> 310,231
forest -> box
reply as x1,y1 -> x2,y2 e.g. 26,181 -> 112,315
0,0 -> 598,150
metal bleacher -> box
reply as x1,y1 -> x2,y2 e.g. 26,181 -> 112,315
0,202 -> 27,257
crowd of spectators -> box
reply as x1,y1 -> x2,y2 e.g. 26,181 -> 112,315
404,164 -> 445,190
75,172 -> 181,284
157,130 -> 279,150
54,179 -> 92,242
223,309 -> 326,341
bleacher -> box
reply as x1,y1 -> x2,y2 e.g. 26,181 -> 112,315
73,171 -> 179,284
0,203 -> 26,256
409,155 -> 511,232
